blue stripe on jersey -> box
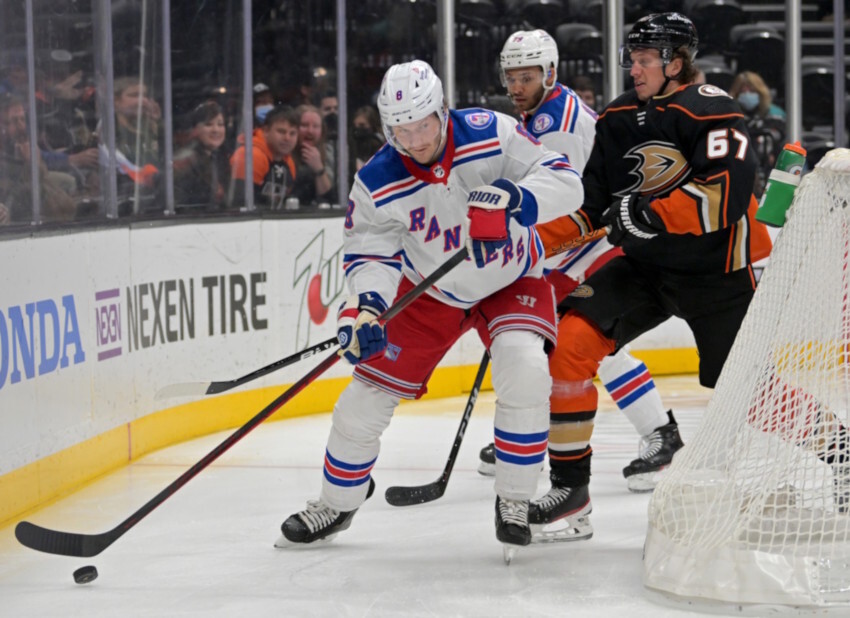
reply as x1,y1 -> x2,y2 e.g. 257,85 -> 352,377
567,91 -> 580,133
496,451 -> 547,466
454,149 -> 501,166
617,382 -> 656,408
604,364 -> 647,391
355,143 -> 409,195
343,252 -> 403,276
323,469 -> 372,487
325,451 -> 378,471
494,427 -> 549,444
373,181 -> 428,207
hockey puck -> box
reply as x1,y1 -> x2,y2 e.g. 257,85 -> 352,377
73,565 -> 98,585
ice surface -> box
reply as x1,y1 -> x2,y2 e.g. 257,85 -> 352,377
0,376 -> 719,617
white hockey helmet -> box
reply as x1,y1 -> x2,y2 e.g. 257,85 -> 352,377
499,29 -> 559,98
377,60 -> 448,155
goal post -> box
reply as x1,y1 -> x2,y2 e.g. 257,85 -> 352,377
644,148 -> 850,611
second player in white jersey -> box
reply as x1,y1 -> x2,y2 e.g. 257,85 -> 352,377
476,30 -> 683,530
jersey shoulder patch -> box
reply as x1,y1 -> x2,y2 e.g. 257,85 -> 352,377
450,108 -> 501,149
697,84 -> 731,98
667,83 -> 741,118
460,108 -> 496,130
532,112 -> 555,133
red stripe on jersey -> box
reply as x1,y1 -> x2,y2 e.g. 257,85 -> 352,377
609,371 -> 651,401
324,456 -> 372,480
494,436 -> 548,456
372,176 -> 419,199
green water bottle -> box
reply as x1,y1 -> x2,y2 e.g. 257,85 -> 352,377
756,141 -> 807,227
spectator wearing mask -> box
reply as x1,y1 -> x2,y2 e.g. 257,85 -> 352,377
253,83 -> 275,125
349,105 -> 384,177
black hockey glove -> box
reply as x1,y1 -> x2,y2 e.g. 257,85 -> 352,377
601,194 -> 665,247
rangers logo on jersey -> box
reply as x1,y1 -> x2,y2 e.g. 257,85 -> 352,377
532,113 -> 554,133
465,111 -> 495,129
620,140 -> 690,197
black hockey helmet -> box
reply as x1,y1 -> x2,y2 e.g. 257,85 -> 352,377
620,12 -> 699,68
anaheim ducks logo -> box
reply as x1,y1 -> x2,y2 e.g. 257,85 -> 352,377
569,284 -> 594,298
620,141 -> 690,196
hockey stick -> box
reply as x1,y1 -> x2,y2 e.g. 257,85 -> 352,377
547,226 -> 609,258
384,351 -> 490,507
153,228 -> 607,401
382,227 -> 608,508
15,247 -> 470,558
154,337 -> 338,399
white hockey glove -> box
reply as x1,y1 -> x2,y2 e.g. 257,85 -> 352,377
336,292 -> 388,365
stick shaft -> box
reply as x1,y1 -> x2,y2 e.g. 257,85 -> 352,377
16,247 -> 469,557
384,350 -> 489,507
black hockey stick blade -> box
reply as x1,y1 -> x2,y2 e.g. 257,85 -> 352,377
384,481 -> 447,507
15,248 -> 469,558
385,350 -> 489,507
154,336 -> 338,399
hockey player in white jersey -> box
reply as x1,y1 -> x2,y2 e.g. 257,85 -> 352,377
278,60 -> 583,560
476,29 -> 684,542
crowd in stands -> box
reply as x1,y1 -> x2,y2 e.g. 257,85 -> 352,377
4,0 -> 846,227
0,58 -> 387,226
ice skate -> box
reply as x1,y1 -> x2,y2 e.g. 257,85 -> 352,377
495,496 -> 531,564
528,483 -> 593,543
275,478 -> 375,547
478,442 -> 496,476
622,410 -> 683,493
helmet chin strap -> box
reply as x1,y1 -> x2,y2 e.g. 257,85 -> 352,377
656,76 -> 672,98
654,60 -> 683,97
521,68 -> 556,115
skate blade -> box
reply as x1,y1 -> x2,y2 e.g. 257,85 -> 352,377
531,510 -> 593,544
273,532 -> 338,549
502,544 -> 519,565
625,468 -> 669,493
477,462 -> 495,477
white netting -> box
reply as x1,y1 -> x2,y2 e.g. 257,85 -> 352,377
644,148 -> 850,611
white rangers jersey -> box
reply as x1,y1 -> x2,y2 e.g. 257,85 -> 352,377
344,108 -> 583,309
522,82 -> 610,281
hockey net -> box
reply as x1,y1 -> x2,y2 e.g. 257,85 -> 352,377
644,148 -> 850,611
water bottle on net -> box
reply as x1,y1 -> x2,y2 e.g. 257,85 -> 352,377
755,141 -> 807,228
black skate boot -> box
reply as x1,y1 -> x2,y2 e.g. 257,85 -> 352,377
529,457 -> 593,543
495,496 -> 531,564
276,478 -> 375,546
478,443 -> 496,476
622,410 -> 684,493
